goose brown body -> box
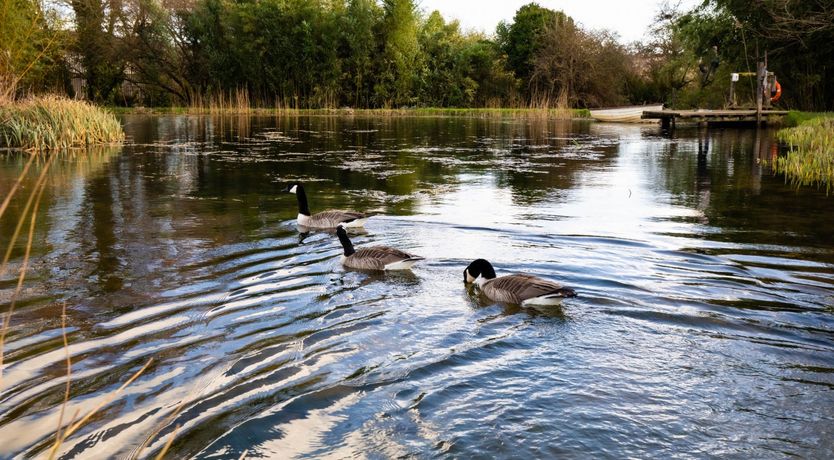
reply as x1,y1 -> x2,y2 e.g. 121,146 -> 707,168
336,226 -> 423,271
480,274 -> 575,305
342,246 -> 423,270
299,210 -> 367,229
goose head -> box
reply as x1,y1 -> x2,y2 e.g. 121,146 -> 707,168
464,259 -> 497,284
284,182 -> 302,194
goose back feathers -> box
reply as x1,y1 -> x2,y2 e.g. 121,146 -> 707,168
337,226 -> 423,270
481,274 -> 576,306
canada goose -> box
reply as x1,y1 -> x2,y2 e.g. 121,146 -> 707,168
336,226 -> 423,270
463,259 -> 576,306
285,182 -> 368,228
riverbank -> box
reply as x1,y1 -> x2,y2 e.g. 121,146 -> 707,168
783,111 -> 834,127
111,106 -> 592,119
0,96 -> 124,150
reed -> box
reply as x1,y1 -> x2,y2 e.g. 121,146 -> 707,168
126,105 -> 591,119
0,95 -> 124,150
775,117 -> 834,194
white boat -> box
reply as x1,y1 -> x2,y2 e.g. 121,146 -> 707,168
589,104 -> 664,123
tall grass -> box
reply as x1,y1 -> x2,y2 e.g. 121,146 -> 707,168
0,95 -> 124,150
153,87 -> 591,119
134,104 -> 592,119
775,117 -> 834,194
782,111 -> 834,127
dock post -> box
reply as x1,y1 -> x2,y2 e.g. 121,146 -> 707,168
756,61 -> 764,125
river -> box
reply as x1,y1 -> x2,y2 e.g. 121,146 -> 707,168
1,115 -> 833,458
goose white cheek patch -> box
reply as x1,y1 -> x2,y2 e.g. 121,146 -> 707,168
289,185 -> 298,194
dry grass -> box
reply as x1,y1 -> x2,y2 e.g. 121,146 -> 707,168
775,117 -> 834,194
0,95 -> 124,150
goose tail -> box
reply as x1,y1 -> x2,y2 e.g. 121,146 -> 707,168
384,257 -> 424,270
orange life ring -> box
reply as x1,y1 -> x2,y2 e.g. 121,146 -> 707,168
771,80 -> 782,103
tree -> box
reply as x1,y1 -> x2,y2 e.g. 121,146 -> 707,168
376,0 -> 421,107
122,0 -> 196,105
417,11 -> 477,106
0,0 -> 64,101
703,0 -> 834,110
496,3 -> 570,90
340,0 -> 382,107
531,22 -> 631,107
70,0 -> 126,102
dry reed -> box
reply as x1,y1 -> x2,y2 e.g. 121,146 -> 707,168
0,95 -> 124,150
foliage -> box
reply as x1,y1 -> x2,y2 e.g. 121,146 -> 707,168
496,3 -> 569,87
708,0 -> 834,110
69,0 -> 126,103
15,0 -> 834,112
0,95 -> 124,150
639,0 -> 834,111
0,0 -> 65,101
530,22 -> 631,108
775,118 -> 834,193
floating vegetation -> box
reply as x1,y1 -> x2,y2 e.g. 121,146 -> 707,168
775,117 -> 834,194
0,96 -> 124,151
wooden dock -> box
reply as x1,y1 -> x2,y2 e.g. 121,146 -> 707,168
642,109 -> 788,128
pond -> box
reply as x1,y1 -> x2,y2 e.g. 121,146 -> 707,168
1,115 -> 833,458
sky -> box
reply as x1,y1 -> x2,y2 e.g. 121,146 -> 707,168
417,0 -> 701,44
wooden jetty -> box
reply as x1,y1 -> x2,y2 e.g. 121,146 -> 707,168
643,52 -> 788,129
642,109 -> 789,128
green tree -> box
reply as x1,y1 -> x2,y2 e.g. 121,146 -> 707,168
417,11 -> 477,106
376,0 -> 421,107
496,3 -> 569,89
70,0 -> 125,102
339,0 -> 382,107
0,0 -> 64,100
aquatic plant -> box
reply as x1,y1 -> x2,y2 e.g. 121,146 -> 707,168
0,96 -> 124,151
775,117 -> 834,194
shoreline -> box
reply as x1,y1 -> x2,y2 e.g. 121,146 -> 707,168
111,106 -> 593,119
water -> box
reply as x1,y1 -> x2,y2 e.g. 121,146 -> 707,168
1,115 -> 833,458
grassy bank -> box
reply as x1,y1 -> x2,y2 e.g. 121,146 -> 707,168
113,106 -> 592,119
775,117 -> 834,194
1,96 -> 124,151
782,111 -> 834,127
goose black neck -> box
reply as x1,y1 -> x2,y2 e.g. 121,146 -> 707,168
336,228 -> 355,256
295,185 -> 311,216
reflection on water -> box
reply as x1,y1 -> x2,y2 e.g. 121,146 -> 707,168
1,115 -> 833,458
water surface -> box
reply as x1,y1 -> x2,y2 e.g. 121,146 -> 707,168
1,115 -> 833,458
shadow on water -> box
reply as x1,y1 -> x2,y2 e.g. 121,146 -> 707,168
1,115 -> 833,458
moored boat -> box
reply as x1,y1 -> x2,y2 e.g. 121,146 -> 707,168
589,104 -> 664,123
